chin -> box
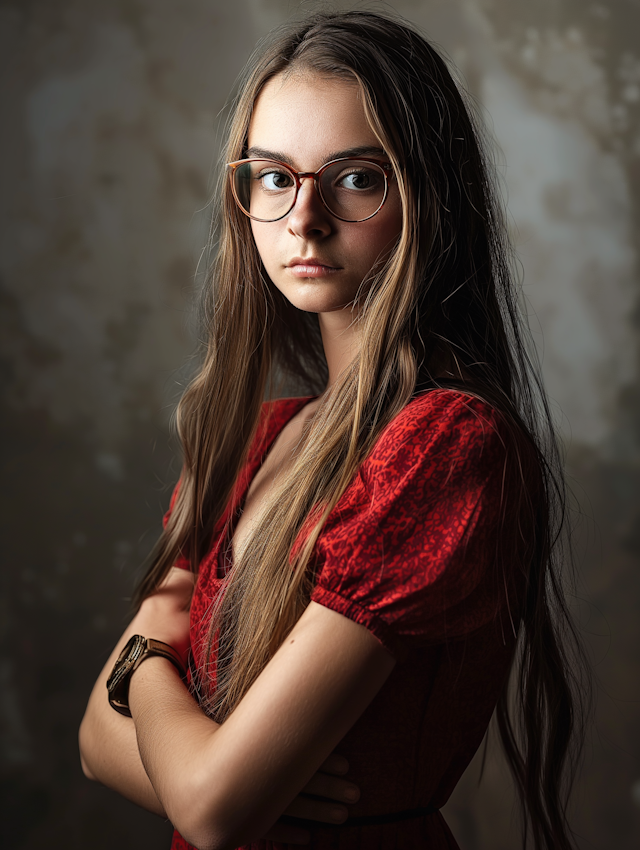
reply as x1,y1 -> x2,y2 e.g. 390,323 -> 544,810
276,282 -> 357,314
291,297 -> 357,316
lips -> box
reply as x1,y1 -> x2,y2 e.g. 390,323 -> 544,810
286,257 -> 341,278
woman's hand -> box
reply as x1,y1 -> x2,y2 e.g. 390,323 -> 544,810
262,752 -> 360,845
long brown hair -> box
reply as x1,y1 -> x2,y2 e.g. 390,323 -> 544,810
135,11 -> 590,849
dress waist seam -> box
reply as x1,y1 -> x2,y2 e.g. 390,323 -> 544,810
312,802 -> 439,829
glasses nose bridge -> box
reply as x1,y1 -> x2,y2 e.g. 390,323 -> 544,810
292,169 -> 324,211
295,170 -> 320,193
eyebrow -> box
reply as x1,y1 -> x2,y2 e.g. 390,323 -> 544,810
244,145 -> 388,166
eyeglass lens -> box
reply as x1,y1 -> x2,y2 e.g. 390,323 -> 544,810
232,159 -> 387,222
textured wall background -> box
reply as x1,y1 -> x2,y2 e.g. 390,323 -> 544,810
1,1 -> 638,847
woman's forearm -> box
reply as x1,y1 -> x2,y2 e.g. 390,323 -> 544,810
126,602 -> 397,850
78,626 -> 167,817
79,567 -> 196,816
82,572 -> 371,850
128,657 -> 226,849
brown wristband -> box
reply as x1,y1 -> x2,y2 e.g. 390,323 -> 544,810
106,634 -> 186,717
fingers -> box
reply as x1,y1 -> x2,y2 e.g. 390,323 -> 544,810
261,754 -> 360,842
318,752 -> 349,775
282,795 -> 350,824
302,771 -> 360,804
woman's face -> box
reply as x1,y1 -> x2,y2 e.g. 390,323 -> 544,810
246,73 -> 403,318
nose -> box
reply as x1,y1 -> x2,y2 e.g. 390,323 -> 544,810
286,176 -> 333,239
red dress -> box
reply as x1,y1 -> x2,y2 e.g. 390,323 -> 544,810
170,389 -> 531,850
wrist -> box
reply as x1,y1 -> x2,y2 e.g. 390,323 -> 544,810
107,635 -> 186,717
129,655 -> 182,714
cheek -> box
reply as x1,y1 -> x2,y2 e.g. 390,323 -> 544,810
379,194 -> 404,244
250,221 -> 276,270
358,213 -> 403,266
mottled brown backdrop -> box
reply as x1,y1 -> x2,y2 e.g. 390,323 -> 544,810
1,0 -> 639,847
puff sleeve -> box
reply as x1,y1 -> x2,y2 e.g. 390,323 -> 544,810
310,390 -> 528,660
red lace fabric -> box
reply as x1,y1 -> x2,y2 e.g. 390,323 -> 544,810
168,390 -> 534,849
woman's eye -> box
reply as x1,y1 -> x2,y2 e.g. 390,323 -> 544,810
336,169 -> 377,190
259,170 -> 294,190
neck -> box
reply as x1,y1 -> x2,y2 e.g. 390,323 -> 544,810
318,307 -> 361,389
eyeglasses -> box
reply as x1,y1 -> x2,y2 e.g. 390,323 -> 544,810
227,157 -> 392,223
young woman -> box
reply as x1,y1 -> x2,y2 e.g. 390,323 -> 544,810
79,11 -> 589,850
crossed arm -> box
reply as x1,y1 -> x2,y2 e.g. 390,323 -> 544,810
79,568 -> 396,850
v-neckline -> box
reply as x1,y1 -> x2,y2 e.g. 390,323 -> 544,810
217,395 -> 315,577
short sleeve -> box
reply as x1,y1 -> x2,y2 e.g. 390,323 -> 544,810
310,390 -> 527,660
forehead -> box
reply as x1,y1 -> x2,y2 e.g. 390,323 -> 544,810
247,73 -> 382,170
